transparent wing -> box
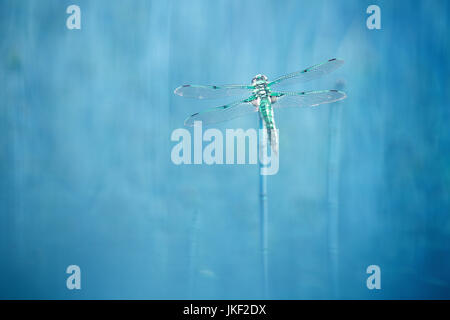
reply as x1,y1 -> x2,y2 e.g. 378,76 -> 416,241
271,90 -> 346,108
174,84 -> 254,99
184,96 -> 258,126
269,58 -> 344,90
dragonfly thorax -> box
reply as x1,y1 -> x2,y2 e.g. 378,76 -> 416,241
251,74 -> 271,100
251,74 -> 277,107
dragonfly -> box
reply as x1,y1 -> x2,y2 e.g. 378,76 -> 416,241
174,58 -> 347,153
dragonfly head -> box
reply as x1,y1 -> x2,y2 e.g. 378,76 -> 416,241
251,74 -> 268,86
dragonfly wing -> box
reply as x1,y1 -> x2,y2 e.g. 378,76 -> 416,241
271,90 -> 346,108
184,96 -> 258,126
174,84 -> 254,99
269,58 -> 344,90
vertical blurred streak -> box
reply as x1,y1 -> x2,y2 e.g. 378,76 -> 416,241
188,209 -> 200,298
12,0 -> 35,288
326,80 -> 345,298
143,0 -> 173,297
258,116 -> 269,299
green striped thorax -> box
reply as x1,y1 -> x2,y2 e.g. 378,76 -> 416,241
251,74 -> 277,130
251,74 -> 278,107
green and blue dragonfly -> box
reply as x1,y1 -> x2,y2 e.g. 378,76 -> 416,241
174,58 -> 347,153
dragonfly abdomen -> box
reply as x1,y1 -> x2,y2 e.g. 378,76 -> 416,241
259,97 -> 275,129
259,97 -> 278,153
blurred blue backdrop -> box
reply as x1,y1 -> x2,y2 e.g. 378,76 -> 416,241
0,0 -> 449,299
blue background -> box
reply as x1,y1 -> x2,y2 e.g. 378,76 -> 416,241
1,0 -> 449,299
